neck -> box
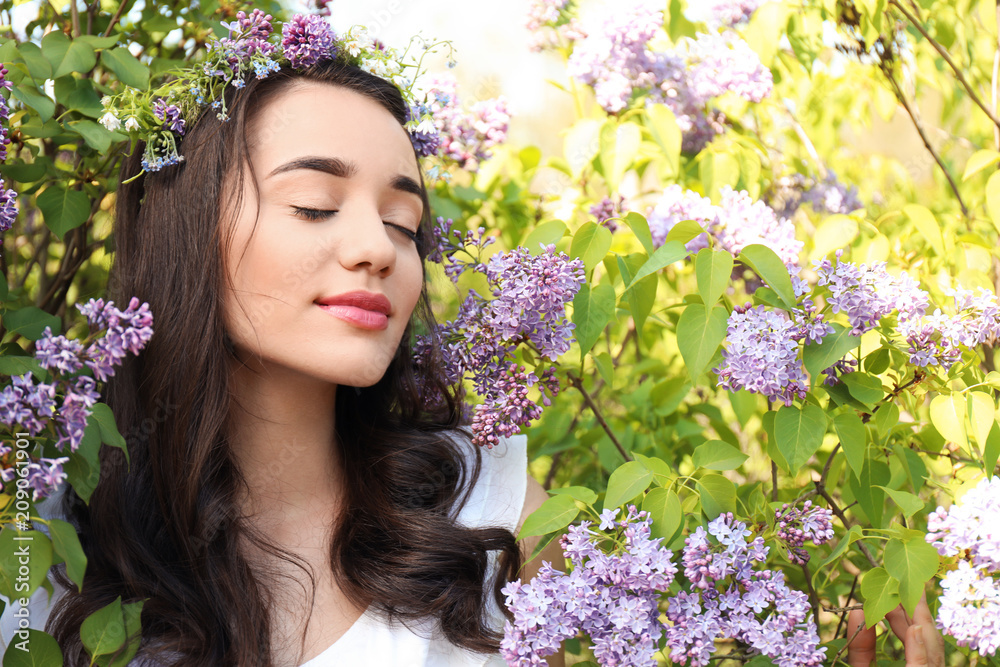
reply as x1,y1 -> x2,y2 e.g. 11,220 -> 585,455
226,355 -> 342,525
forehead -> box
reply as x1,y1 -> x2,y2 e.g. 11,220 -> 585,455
247,81 -> 419,182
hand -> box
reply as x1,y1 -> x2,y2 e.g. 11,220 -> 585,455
846,594 -> 944,667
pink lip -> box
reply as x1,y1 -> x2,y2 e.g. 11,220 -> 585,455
315,291 -> 391,331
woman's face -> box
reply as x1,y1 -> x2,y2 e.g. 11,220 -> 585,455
223,81 -> 425,387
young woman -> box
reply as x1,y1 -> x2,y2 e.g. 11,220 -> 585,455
1,49 -> 559,667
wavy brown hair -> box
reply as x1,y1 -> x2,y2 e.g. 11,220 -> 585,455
47,60 -> 522,666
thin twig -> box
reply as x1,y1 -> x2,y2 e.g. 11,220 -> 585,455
770,460 -> 778,501
102,0 -> 129,38
883,70 -> 970,219
567,373 -> 631,462
831,620 -> 869,666
69,0 -> 80,37
834,577 -> 859,639
825,604 -> 864,614
889,0 -> 1000,130
801,561 -> 821,621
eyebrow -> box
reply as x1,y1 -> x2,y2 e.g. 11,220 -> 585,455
267,156 -> 424,199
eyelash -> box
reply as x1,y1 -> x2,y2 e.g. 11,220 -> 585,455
292,207 -> 419,243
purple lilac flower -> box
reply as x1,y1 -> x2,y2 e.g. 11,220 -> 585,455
525,0 -> 570,51
714,304 -> 809,406
501,506 -> 678,666
925,476 -> 1000,656
814,251 -> 930,336
647,185 -> 803,268
0,374 -> 56,437
418,234 -> 583,447
219,9 -> 276,58
0,183 -> 16,232
775,501 -> 835,565
281,13 -> 337,69
768,173 -> 863,221
34,327 -> 85,374
589,195 -> 628,233
152,99 -> 186,136
665,513 -> 826,666
0,455 -> 70,502
406,103 -> 441,158
423,75 -> 510,170
897,287 -> 1000,371
684,31 -> 773,104
704,0 -> 765,27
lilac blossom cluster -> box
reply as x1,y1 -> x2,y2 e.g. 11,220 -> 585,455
768,173 -> 863,221
0,64 -> 17,233
925,476 -> 1000,656
813,250 -> 930,336
704,0 -> 765,27
589,195 -> 629,233
281,12 -> 337,68
525,0 -> 572,51
774,501 -> 835,565
897,287 -> 1000,371
557,0 -> 772,150
714,304 -> 813,406
421,221 -> 584,447
501,506 -> 678,666
0,298 -> 154,500
421,75 -> 510,170
647,185 -> 803,268
665,513 -> 827,667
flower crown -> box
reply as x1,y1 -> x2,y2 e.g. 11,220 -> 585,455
98,10 -> 451,175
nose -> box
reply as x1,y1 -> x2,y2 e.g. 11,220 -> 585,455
336,202 -> 396,276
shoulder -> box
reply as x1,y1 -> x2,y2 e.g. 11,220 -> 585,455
448,431 -> 529,535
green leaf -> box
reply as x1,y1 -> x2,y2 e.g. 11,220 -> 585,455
36,184 -> 91,241
11,85 -> 55,123
696,474 -> 737,520
626,240 -> 688,288
893,444 -> 928,492
692,440 -> 748,470
81,597 -> 127,658
64,422 -> 103,503
76,35 -> 121,50
883,538 -> 939,615
548,486 -> 598,505
643,487 -> 682,544
517,494 -> 579,539
100,48 -> 150,89
663,219 -> 706,246
2,628 -> 64,666
984,422 -> 1000,478
676,304 -> 728,382
522,219 -> 567,253
2,307 -> 62,342
599,120 -> 641,191
16,42 -> 52,81
0,356 -> 45,379
877,486 -> 923,519
967,391 -> 995,448
624,212 -> 654,255
107,600 -> 144,667
0,530 -> 53,601
594,352 -> 614,385
694,248 -> 733,308
865,347 -> 891,375
572,283 -> 616,359
833,411 -> 867,478
42,31 -> 96,78
90,403 -> 128,453
571,222 -> 613,276
738,244 -> 796,309
621,269 -> 657,333
633,453 -> 672,486
803,324 -> 859,383
645,104 -> 681,177
604,460 -> 654,511
930,393 -> 969,450
841,372 -> 884,407
729,390 -> 757,429
850,458 -> 890,528
874,402 -> 900,439
904,204 -> 945,257
962,148 -> 1000,181
67,119 -> 119,153
861,567 -> 900,627
47,519 -> 87,592
773,404 -> 828,473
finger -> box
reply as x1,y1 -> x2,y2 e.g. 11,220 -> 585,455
904,624 -> 929,666
885,604 -> 913,642
912,594 -> 946,665
846,609 -> 877,667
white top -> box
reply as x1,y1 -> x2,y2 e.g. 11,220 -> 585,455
0,433 -> 528,667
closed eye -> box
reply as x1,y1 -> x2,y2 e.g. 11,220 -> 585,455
292,206 -> 337,221
385,222 -> 418,243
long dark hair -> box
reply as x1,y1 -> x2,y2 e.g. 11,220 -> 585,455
47,60 -> 522,666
